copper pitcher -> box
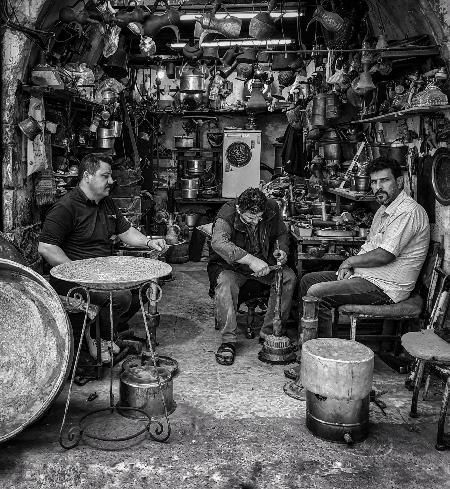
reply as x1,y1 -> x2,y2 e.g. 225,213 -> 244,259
306,5 -> 345,32
199,0 -> 242,38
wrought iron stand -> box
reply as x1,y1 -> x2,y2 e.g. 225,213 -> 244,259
59,280 -> 171,449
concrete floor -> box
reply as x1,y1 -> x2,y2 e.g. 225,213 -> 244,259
2,262 -> 450,488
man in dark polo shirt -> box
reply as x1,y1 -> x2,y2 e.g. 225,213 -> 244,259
39,153 -> 166,363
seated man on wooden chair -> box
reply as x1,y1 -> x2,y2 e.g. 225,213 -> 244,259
38,153 -> 167,363
208,188 -> 296,366
286,156 -> 430,378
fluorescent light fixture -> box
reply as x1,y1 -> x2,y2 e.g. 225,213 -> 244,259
170,39 -> 293,48
180,11 -> 300,21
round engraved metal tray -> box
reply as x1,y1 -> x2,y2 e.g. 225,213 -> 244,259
50,256 -> 173,290
0,259 -> 73,443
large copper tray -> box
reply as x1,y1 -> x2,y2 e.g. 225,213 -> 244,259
50,256 -> 172,290
0,259 -> 73,443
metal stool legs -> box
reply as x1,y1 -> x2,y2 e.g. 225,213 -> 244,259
436,376 -> 450,450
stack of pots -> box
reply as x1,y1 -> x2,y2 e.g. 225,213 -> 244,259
97,127 -> 115,148
311,92 -> 342,128
181,177 -> 199,199
320,128 -> 341,165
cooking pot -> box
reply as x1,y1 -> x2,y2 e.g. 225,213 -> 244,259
353,175 -> 371,192
179,64 -> 205,93
174,136 -> 194,148
97,127 -> 115,148
181,178 -> 199,199
186,159 -> 205,174
185,212 -> 198,227
119,365 -> 175,419
320,128 -> 342,161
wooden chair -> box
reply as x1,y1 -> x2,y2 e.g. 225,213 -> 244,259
334,241 -> 443,346
401,271 -> 450,450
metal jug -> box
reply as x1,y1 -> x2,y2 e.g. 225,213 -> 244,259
165,215 -> 181,245
249,0 -> 278,40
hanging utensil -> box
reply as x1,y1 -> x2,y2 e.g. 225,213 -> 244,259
199,0 -> 242,39
249,0 -> 279,41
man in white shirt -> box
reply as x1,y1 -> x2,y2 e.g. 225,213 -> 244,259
288,157 -> 429,377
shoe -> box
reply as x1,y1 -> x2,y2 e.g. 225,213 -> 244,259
85,331 -> 120,363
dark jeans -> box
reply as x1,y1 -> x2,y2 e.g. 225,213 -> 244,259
300,271 -> 393,341
51,277 -> 132,339
215,266 -> 297,344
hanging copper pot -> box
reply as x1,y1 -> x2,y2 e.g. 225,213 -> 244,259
199,0 -> 241,39
278,70 -> 296,88
236,63 -> 254,81
249,0 -> 279,40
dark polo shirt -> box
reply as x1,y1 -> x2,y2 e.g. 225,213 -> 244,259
40,186 -> 131,261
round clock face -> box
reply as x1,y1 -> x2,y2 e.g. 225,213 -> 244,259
432,148 -> 450,205
226,141 -> 252,167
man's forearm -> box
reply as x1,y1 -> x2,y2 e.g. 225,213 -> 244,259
236,253 -> 253,265
119,226 -> 148,247
346,248 -> 395,268
38,242 -> 71,267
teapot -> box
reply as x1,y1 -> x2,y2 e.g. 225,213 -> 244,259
165,214 -> 181,245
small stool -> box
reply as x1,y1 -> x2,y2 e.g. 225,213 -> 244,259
301,338 -> 374,444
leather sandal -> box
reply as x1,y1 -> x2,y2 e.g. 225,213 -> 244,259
284,364 -> 301,380
215,343 -> 236,366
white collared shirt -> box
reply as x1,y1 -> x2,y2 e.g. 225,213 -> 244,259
352,190 -> 430,302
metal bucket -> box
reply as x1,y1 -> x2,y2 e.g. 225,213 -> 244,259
311,94 -> 327,127
181,178 -> 199,199
119,366 -> 175,419
306,390 -> 370,444
353,175 -> 371,192
186,159 -> 205,174
325,92 -> 341,121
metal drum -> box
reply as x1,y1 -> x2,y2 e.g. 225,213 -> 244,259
301,338 -> 374,444
305,391 -> 370,443
0,259 -> 73,443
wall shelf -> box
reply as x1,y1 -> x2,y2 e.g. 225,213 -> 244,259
22,85 -> 103,111
146,108 -> 286,117
350,105 -> 450,124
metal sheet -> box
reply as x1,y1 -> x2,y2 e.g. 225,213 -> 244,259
0,259 -> 73,443
50,256 -> 172,290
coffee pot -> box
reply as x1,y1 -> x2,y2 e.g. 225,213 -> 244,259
165,214 -> 181,245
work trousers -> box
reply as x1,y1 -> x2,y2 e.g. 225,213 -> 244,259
299,271 -> 393,341
215,266 -> 297,344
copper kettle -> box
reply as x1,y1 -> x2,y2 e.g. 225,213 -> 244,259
221,45 -> 243,67
199,0 -> 242,38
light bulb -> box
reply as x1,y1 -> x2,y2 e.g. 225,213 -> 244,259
157,68 -> 165,80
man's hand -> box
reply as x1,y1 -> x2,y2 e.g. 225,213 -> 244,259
248,256 -> 270,277
147,238 -> 168,253
273,249 -> 287,266
337,258 -> 354,281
